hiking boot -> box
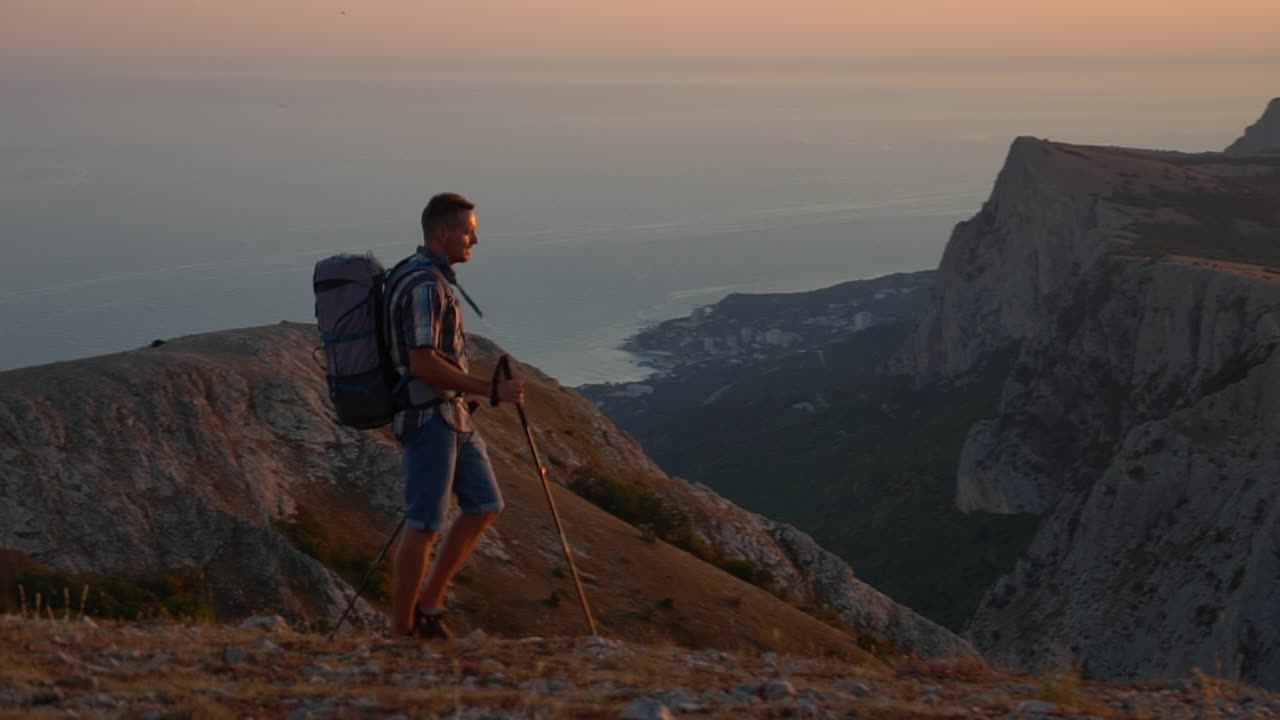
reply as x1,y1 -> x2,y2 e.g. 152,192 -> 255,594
412,606 -> 453,642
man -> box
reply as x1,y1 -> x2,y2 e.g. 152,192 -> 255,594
386,192 -> 524,639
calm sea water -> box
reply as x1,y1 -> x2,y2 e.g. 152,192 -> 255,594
2,57 -> 1276,385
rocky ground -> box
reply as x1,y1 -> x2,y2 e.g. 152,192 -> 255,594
3,614 -> 1277,719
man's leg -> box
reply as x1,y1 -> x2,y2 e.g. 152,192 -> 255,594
418,429 -> 504,612
418,510 -> 499,610
391,527 -> 438,637
393,413 -> 457,636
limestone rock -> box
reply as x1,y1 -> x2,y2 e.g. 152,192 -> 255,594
1226,98 -> 1280,154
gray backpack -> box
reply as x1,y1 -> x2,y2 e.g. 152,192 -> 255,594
312,254 -> 415,429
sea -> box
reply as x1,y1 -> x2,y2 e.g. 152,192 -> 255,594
2,56 -> 1276,385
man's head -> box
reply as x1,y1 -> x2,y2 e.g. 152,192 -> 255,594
421,192 -> 478,265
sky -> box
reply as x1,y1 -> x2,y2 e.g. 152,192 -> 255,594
5,0 -> 1279,60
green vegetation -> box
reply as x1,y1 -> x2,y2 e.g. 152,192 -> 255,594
646,353 -> 1039,630
1200,342 -> 1276,398
274,506 -> 391,603
0,549 -> 215,621
567,470 -> 774,593
1114,182 -> 1280,267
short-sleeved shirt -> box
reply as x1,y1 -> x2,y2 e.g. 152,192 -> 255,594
386,249 -> 472,435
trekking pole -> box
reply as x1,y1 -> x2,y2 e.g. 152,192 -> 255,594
498,354 -> 599,636
328,515 -> 406,641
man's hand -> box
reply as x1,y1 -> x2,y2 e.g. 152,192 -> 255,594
495,378 -> 525,406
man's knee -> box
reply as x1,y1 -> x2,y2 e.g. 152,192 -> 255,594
470,506 -> 502,526
399,526 -> 439,554
407,526 -> 440,541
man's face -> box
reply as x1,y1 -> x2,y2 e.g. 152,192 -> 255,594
443,210 -> 478,264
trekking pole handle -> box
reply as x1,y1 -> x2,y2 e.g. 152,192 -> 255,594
490,354 -> 512,407
492,353 -> 516,408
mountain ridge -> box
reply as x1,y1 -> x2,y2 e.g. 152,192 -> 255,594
0,321 -> 967,661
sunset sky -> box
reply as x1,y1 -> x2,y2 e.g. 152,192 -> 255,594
6,0 -> 1279,60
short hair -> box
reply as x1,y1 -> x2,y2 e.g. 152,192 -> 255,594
421,192 -> 475,238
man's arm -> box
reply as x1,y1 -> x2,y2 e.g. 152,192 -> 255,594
409,347 -> 524,404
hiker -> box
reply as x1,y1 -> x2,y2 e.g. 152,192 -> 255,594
386,192 -> 524,639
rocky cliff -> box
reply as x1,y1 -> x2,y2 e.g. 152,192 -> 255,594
1226,98 -> 1280,154
0,323 -> 967,658
894,128 -> 1280,685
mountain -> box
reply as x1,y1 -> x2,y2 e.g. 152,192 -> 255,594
0,322 -> 967,660
1226,98 -> 1280,154
582,120 -> 1280,687
897,135 -> 1280,684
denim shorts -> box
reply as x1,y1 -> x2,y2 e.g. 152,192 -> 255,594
398,411 -> 503,531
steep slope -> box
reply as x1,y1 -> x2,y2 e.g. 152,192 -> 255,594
1226,97 -> 1280,154
0,322 -> 966,659
893,134 -> 1280,685
580,272 -> 1039,632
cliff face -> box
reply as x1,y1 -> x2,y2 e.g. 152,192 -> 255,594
970,340 -> 1280,683
956,258 -> 1280,515
894,131 -> 1280,685
891,138 -> 1132,379
1226,98 -> 1280,154
0,323 -> 966,658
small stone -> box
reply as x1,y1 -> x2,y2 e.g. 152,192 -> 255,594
302,697 -> 337,712
223,646 -> 249,665
56,674 -> 98,691
1017,699 -> 1056,714
764,680 -> 796,701
351,697 -> 378,709
762,652 -> 779,665
256,636 -> 284,654
620,699 -> 674,720
79,617 -> 98,629
240,615 -> 290,633
536,678 -> 569,693
462,629 -> 487,643
78,694 -> 120,710
845,681 -> 871,698
650,688 -> 698,708
795,699 -> 820,718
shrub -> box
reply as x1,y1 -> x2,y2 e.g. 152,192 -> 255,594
274,508 -> 391,603
1,551 -> 215,621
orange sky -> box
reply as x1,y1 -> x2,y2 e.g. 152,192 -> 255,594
5,0 -> 1279,59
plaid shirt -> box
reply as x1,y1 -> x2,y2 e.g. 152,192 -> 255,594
387,249 -> 472,435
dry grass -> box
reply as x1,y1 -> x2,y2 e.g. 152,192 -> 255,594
893,653 -> 998,683
2,613 -> 1275,719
